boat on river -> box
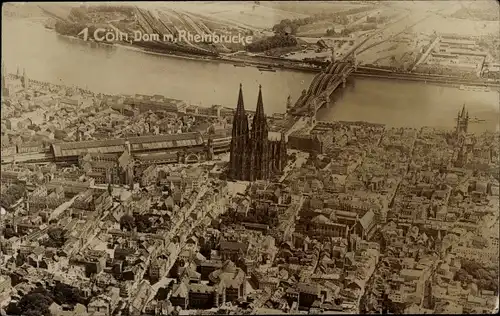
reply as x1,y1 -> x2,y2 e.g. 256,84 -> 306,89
257,65 -> 276,72
459,84 -> 490,92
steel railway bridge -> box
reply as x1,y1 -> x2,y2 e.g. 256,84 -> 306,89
290,60 -> 355,117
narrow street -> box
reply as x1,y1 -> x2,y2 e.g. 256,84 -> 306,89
142,185 -> 228,310
280,194 -> 305,242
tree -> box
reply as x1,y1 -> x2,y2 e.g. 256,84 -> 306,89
246,34 -> 298,53
3,227 -> 16,239
154,287 -> 170,301
455,269 -> 469,283
54,130 -> 68,140
200,239 -> 213,259
52,282 -> 86,306
0,183 -> 26,208
455,260 -> 499,292
16,251 -> 27,267
54,21 -> 87,37
120,214 -> 135,231
5,301 -> 22,315
169,260 -> 181,279
48,228 -> 66,241
43,228 -> 67,248
68,7 -> 89,22
474,268 -> 490,280
308,151 -> 318,165
17,289 -> 54,316
339,15 -> 349,25
135,215 -> 152,233
326,28 -> 337,36
461,259 -> 482,274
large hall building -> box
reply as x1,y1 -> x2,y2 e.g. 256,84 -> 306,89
228,84 -> 287,181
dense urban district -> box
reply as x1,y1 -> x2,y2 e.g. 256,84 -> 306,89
1,58 -> 499,316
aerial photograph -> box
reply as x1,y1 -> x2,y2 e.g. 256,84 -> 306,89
0,1 -> 499,315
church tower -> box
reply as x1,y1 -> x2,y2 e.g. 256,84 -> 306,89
229,84 -> 250,180
249,85 -> 269,181
455,144 -> 468,168
454,106 -> 470,168
456,104 -> 469,136
21,68 -> 28,89
205,138 -> 214,161
278,132 -> 287,172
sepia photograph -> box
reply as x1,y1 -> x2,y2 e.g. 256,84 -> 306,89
0,1 -> 499,315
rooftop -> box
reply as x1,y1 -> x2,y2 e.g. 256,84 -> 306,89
51,132 -> 204,157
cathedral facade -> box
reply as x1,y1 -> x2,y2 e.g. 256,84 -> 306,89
229,84 -> 287,181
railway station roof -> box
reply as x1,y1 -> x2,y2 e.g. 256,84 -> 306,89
51,132 -> 204,158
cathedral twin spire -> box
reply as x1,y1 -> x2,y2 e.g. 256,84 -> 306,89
233,83 -> 267,134
250,85 -> 269,181
236,83 -> 246,115
229,83 -> 270,181
235,83 -> 265,119
253,84 -> 266,129
229,84 -> 250,180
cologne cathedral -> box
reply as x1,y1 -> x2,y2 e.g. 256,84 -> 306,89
229,84 -> 287,181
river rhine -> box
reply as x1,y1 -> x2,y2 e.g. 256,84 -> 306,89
2,19 -> 499,133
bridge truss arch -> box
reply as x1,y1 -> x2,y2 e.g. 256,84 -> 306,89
185,153 -> 201,163
291,60 -> 354,114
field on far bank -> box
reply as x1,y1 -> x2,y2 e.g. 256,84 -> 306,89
260,1 -> 371,16
296,21 -> 346,37
154,1 -> 309,30
4,2 -> 73,20
451,0 -> 500,21
413,15 -> 499,37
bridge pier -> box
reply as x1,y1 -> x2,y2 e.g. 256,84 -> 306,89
310,98 -> 317,126
342,73 -> 347,88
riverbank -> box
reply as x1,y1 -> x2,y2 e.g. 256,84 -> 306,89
7,14 -> 500,90
104,40 -> 500,89
52,29 -> 321,73
226,55 -> 500,88
118,40 -> 500,88
114,43 -> 219,64
44,21 -> 500,87
352,70 -> 500,89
